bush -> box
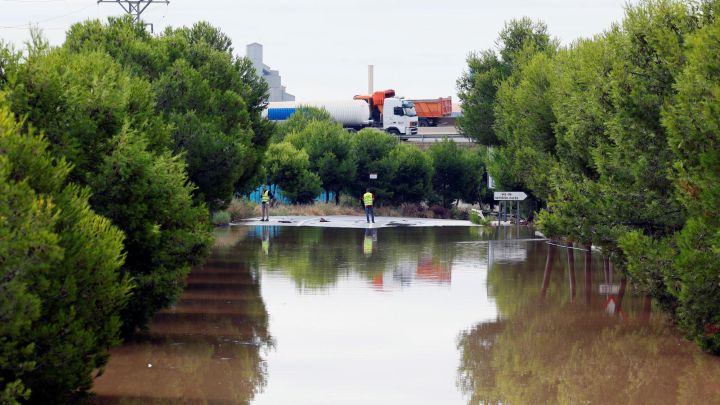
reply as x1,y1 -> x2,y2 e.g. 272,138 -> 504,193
0,105 -> 130,403
212,210 -> 231,226
264,142 -> 322,204
64,18 -> 274,209
451,207 -> 469,220
227,198 -> 259,221
401,203 -> 422,218
469,210 -> 481,224
431,205 -> 450,219
90,133 -> 213,336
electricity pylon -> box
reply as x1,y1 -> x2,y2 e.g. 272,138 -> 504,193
97,1 -> 169,32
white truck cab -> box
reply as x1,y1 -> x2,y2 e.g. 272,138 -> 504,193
383,98 -> 418,139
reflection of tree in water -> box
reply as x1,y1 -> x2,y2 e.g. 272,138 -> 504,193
252,226 -> 483,290
92,227 -> 273,405
457,243 -> 720,405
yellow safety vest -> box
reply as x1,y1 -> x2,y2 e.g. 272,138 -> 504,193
363,192 -> 374,207
262,190 -> 270,203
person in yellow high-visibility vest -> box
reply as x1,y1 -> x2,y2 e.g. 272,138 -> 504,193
260,185 -> 274,221
362,188 -> 375,224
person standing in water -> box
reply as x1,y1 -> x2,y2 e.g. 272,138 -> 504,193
362,188 -> 375,224
261,185 -> 274,221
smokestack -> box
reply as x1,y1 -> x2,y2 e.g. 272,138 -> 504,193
368,64 -> 374,95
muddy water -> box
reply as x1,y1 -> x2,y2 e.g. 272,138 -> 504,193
92,226 -> 720,404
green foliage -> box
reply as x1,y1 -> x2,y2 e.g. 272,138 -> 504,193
275,106 -> 333,142
90,132 -> 212,335
264,142 -> 322,204
287,120 -> 356,203
63,17 -> 273,208
2,31 -> 214,338
457,18 -> 553,145
0,103 -> 129,403
661,15 -> 720,353
494,51 -> 558,201
212,210 -> 231,226
459,0 -> 720,353
428,141 -> 483,207
387,143 -> 433,205
4,49 -> 168,184
350,128 -> 399,203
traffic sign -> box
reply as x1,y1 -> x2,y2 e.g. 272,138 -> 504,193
494,191 -> 527,201
599,284 -> 621,295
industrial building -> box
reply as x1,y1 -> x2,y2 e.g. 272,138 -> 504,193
246,43 -> 295,102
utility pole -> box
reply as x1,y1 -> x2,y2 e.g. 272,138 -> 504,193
97,0 -> 169,32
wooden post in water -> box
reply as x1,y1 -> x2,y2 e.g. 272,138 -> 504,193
567,242 -> 576,301
541,242 -> 555,299
584,244 -> 592,307
615,276 -> 628,318
603,256 -> 610,284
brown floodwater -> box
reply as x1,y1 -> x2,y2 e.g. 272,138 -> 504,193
91,225 -> 720,404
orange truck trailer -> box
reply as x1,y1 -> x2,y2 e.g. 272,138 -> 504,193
410,97 -> 452,127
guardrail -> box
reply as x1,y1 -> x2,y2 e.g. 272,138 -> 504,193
404,134 -> 473,143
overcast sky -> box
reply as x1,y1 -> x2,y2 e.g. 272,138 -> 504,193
2,0 -> 635,101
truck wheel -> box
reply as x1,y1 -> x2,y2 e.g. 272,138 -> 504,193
387,128 -> 400,135
419,118 -> 428,127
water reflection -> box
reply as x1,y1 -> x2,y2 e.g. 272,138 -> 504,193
458,242 -> 720,405
92,226 -> 720,404
246,226 -> 500,292
92,227 -> 273,404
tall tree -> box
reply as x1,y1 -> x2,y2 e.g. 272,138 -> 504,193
286,120 -> 356,204
0,102 -> 129,403
64,17 -> 273,208
457,18 -> 553,146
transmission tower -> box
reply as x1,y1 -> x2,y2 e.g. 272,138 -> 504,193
97,1 -> 169,32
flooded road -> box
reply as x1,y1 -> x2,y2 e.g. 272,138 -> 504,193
92,226 -> 720,404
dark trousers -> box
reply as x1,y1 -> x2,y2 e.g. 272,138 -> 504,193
365,206 -> 375,223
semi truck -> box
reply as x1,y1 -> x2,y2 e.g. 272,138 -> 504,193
264,89 -> 418,139
409,96 -> 452,127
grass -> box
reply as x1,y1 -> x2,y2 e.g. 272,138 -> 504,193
222,198 -> 480,222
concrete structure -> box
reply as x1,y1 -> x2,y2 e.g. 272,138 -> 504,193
246,43 -> 295,102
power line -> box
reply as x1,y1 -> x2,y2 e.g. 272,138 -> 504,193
96,0 -> 168,32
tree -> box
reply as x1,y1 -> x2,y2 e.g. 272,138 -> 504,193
0,103 -> 129,403
2,39 -> 213,336
63,17 -> 273,208
350,128 -> 399,203
428,140 -> 479,207
457,18 -> 553,146
264,142 -> 322,204
658,14 -> 720,353
90,132 -> 212,335
493,50 -> 558,202
387,143 -> 433,205
286,120 -> 356,204
274,106 -> 333,142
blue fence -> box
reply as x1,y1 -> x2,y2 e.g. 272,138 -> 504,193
247,185 -> 335,204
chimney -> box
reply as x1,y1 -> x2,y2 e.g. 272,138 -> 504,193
368,64 -> 374,95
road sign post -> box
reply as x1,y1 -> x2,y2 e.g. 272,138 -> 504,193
494,192 -> 528,201
494,192 -> 527,223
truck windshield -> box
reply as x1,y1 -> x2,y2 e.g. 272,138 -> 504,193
402,102 -> 417,117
